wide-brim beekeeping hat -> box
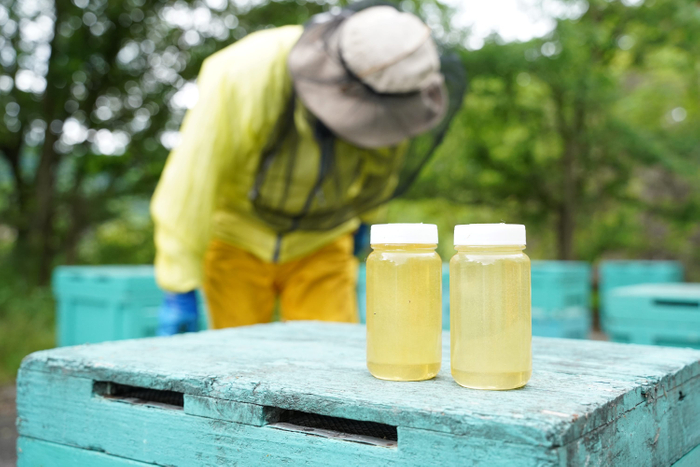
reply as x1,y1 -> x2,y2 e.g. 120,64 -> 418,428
287,6 -> 447,148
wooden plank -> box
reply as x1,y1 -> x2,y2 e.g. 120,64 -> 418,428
17,437 -> 152,466
396,427 -> 560,466
184,394 -> 276,426
19,322 -> 700,447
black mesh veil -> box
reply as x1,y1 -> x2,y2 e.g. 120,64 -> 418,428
249,4 -> 467,233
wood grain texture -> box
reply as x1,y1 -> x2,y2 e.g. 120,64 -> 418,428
184,394 -> 276,426
17,322 -> 700,466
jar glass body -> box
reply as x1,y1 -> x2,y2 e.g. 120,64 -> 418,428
450,245 -> 531,390
366,244 -> 442,381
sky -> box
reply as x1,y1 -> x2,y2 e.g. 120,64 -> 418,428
448,0 -> 647,49
444,0 -> 591,49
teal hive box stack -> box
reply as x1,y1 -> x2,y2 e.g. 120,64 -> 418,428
604,283 -> 700,348
16,322 -> 700,466
53,266 -> 207,346
357,264 -> 367,323
358,262 -> 591,338
530,261 -> 592,339
441,263 -> 450,328
599,260 -> 684,311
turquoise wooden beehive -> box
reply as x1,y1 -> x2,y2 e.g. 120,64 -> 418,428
604,283 -> 700,347
599,260 -> 684,312
53,265 -> 207,346
17,322 -> 700,466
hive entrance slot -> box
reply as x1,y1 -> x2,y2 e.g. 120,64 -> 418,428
268,409 -> 398,448
94,381 -> 184,409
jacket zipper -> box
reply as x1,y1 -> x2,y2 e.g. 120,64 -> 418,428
269,116 -> 333,265
271,132 -> 330,264
272,233 -> 283,263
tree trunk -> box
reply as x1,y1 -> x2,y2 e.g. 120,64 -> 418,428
557,145 -> 576,260
64,216 -> 84,265
33,131 -> 59,283
63,164 -> 88,265
1,142 -> 25,213
552,86 -> 586,261
30,4 -> 62,284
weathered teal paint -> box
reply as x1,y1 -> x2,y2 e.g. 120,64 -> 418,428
53,265 -> 207,346
16,322 -> 700,466
18,437 -> 152,466
184,394 -> 275,426
604,283 -> 700,348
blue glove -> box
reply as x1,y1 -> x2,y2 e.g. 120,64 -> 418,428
353,223 -> 370,257
157,291 -> 199,336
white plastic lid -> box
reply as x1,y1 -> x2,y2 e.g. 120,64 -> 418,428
454,224 -> 526,246
370,223 -> 438,245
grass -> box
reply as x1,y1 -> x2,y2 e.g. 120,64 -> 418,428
0,271 -> 55,383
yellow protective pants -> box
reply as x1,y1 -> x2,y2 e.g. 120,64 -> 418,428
202,235 -> 359,328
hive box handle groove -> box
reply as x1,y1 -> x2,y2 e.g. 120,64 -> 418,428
267,409 -> 398,448
93,381 -> 184,410
653,299 -> 699,308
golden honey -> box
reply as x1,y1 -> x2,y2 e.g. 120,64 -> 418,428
366,225 -> 442,381
450,225 -> 531,390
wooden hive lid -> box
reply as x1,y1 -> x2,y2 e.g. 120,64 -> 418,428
20,322 -> 700,450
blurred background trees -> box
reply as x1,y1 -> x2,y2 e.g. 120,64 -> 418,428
1,0 -> 700,378
398,0 -> 700,267
0,0 -> 338,283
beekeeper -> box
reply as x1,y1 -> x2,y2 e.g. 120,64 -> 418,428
151,5 -> 464,333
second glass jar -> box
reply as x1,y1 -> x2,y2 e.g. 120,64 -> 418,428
366,223 -> 442,381
450,224 -> 532,390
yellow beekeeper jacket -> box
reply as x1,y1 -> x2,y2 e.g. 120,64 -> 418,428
151,25 -> 392,293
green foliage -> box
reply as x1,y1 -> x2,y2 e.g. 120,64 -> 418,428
385,198 -> 556,261
0,262 -> 54,383
407,0 -> 700,266
76,198 -> 155,265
